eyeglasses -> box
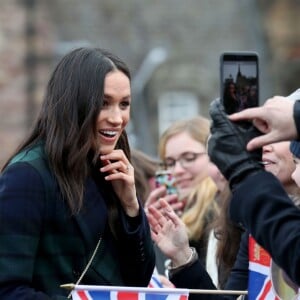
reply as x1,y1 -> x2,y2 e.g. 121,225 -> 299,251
163,152 -> 206,170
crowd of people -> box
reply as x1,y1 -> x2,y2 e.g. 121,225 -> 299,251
147,140 -> 300,299
207,93 -> 300,295
0,45 -> 300,299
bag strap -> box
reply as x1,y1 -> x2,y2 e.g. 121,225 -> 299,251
67,237 -> 102,299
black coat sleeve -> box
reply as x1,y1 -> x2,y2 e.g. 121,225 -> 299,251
170,260 -> 224,300
230,170 -> 300,286
170,257 -> 247,300
118,205 -> 156,286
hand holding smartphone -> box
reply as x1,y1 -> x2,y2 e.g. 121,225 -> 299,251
155,170 -> 177,195
220,51 -> 259,115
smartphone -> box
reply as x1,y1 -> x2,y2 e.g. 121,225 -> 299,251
220,51 -> 259,115
155,170 -> 177,195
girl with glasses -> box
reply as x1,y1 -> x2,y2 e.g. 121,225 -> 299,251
145,116 -> 220,285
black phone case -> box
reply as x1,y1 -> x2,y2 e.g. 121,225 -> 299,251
220,51 -> 259,115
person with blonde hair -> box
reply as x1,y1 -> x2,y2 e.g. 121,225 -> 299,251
145,116 -> 219,282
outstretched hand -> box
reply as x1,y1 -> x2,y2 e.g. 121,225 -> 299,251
144,185 -> 184,216
146,199 -> 191,267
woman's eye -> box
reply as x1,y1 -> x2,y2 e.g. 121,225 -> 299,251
102,100 -> 109,107
164,160 -> 175,168
120,101 -> 130,109
185,156 -> 195,162
183,154 -> 196,162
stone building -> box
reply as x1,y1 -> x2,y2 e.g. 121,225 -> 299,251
0,0 -> 299,166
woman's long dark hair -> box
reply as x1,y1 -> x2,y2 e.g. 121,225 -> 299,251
212,185 -> 244,288
2,47 -> 131,219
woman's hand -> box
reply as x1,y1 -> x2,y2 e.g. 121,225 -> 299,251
100,149 -> 139,217
144,186 -> 184,216
146,199 -> 191,267
158,274 -> 175,288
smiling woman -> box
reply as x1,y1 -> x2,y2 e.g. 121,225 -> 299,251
262,141 -> 296,194
97,71 -> 131,155
0,47 -> 155,298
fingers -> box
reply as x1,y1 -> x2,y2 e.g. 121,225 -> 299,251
147,207 -> 167,239
100,150 -> 134,181
100,158 -> 131,174
252,118 -> 269,133
145,193 -> 182,219
147,198 -> 181,229
247,136 -> 269,151
147,204 -> 164,223
146,211 -> 156,226
146,197 -> 181,230
246,132 -> 281,151
147,215 -> 159,243
159,199 -> 182,226
147,200 -> 174,228
169,201 -> 184,216
228,107 -> 272,151
144,186 -> 167,209
99,150 -> 138,216
229,106 -> 264,122
158,198 -> 173,212
147,213 -> 160,236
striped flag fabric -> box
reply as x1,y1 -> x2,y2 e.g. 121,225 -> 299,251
148,274 -> 164,288
71,285 -> 189,300
248,235 -> 280,300
248,235 -> 300,300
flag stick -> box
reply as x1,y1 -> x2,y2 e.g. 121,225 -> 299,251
60,284 -> 247,296
189,289 -> 247,295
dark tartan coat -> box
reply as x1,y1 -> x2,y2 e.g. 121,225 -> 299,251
0,144 -> 155,299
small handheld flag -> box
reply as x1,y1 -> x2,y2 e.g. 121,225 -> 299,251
70,285 -> 189,300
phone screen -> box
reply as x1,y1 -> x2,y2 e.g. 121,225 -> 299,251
155,170 -> 177,195
220,52 -> 259,115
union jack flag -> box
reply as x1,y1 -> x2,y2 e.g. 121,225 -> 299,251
71,285 -> 189,300
248,235 -> 300,300
148,274 -> 164,288
248,235 -> 280,300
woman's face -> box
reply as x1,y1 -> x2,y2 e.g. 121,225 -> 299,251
207,162 -> 227,192
262,142 -> 295,188
164,131 -> 210,197
96,70 -> 131,155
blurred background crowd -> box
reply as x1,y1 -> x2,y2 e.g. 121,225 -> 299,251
0,0 -> 299,167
